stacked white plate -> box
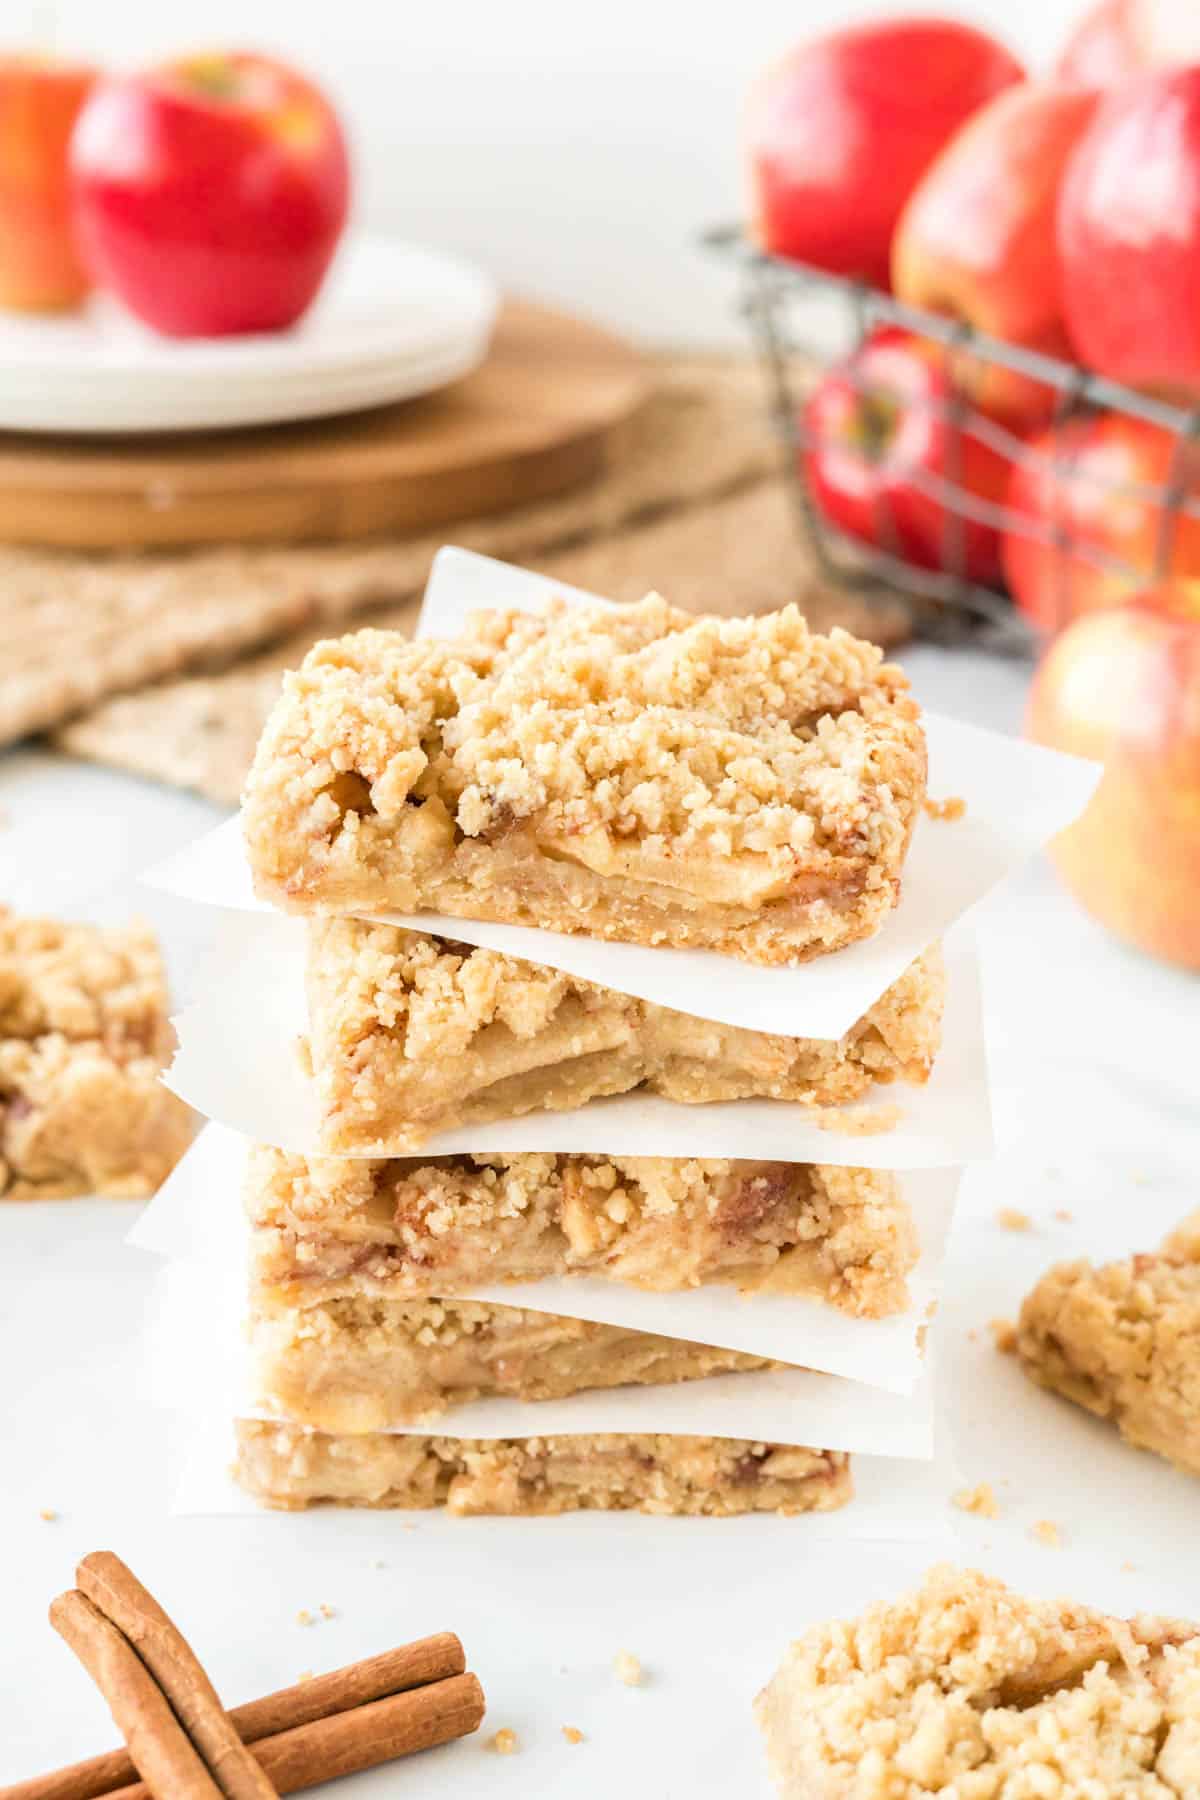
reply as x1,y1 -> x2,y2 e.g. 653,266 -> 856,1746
0,234 -> 499,434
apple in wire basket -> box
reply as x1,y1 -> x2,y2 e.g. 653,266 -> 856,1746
800,327 -> 1015,587
70,51 -> 349,337
1003,412 -> 1200,632
1059,66 -> 1200,396
892,82 -> 1101,431
745,17 -> 1023,291
1027,583 -> 1200,970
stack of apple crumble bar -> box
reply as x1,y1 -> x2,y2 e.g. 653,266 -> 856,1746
186,591 -> 952,1515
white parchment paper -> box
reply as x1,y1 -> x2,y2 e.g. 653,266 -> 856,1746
144,546 -> 1099,1042
131,1124 -> 958,1393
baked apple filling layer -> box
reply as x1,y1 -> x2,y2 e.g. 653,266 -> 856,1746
304,920 -> 944,1153
243,594 -> 926,965
247,1149 -> 917,1320
234,1421 -> 853,1516
248,1293 -> 778,1433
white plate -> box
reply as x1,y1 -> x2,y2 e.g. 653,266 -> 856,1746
0,235 -> 499,434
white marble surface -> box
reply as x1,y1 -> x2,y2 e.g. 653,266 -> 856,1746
1,640 -> 1198,1794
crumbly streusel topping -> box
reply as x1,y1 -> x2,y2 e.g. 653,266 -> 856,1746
443,597 -> 922,861
756,1564 -> 1200,1799
0,911 -> 173,1058
1016,1212 -> 1200,1477
0,911 -> 194,1199
244,593 -> 924,894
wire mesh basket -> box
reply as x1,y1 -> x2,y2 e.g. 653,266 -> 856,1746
705,223 -> 1200,654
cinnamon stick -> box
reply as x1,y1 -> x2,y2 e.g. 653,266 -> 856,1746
75,1554 -> 277,1800
47,1593 -> 220,1800
0,1634 -> 469,1800
104,1675 -> 487,1800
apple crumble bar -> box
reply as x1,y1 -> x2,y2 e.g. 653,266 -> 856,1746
248,1148 -> 918,1319
1015,1211 -> 1200,1479
248,1292 -> 776,1433
0,911 -> 195,1199
234,1422 -> 852,1516
243,595 -> 926,964
304,921 -> 944,1153
756,1564 -> 1200,1798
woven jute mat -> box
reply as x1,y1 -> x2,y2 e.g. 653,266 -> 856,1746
25,354 -> 913,804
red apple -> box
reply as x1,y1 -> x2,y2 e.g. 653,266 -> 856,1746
1059,68 -> 1200,397
1057,0 -> 1200,81
892,83 -> 1101,429
802,327 -> 1014,585
746,18 -> 1023,290
0,55 -> 95,310
70,51 -> 349,337
1026,584 -> 1200,970
1004,412 -> 1200,631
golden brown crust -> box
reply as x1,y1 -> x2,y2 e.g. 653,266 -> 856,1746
303,920 -> 944,1153
234,1422 -> 853,1516
248,1293 -> 776,1433
0,912 -> 195,1199
1016,1214 -> 1200,1478
247,1148 -> 917,1319
756,1564 -> 1200,1798
243,596 -> 926,963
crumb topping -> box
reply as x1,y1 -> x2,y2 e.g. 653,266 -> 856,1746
1016,1216 -> 1200,1478
0,909 -> 194,1199
756,1564 -> 1200,1798
242,595 -> 925,963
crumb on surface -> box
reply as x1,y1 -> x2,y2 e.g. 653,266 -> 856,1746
923,794 -> 966,821
319,1602 -> 336,1619
489,1728 -> 519,1755
296,1609 -> 313,1626
562,1726 -> 584,1745
997,1208 -> 1032,1232
38,1508 -> 57,1522
952,1482 -> 1000,1520
614,1650 -> 643,1687
989,1317 -> 1017,1354
1032,1519 -> 1062,1548
1122,1561 -> 1136,1573
1054,1207 -> 1074,1222
297,1669 -> 313,1681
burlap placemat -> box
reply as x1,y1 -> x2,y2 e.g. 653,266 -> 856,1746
4,357 -> 775,748
27,352 -> 914,804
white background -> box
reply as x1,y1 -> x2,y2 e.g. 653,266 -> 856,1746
20,0 -> 1083,343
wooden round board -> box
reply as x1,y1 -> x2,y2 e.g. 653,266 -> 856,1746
0,299 -> 647,550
